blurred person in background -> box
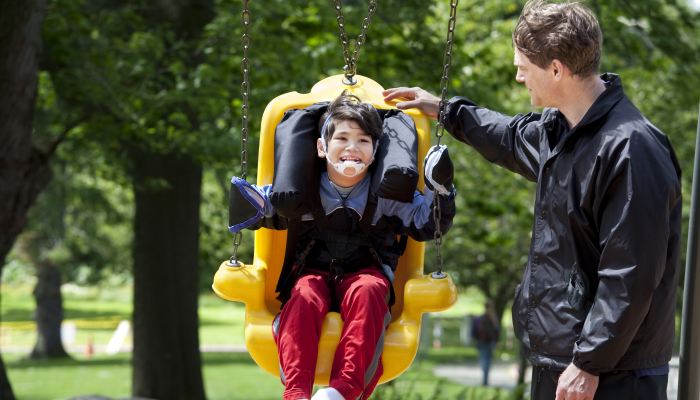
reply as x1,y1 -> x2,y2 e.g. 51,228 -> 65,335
471,300 -> 500,386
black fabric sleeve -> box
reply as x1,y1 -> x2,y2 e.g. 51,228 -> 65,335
444,97 -> 544,182
388,189 -> 457,242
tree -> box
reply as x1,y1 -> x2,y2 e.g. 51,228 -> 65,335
11,155 -> 133,359
27,1 -> 700,397
41,0 -> 218,396
0,0 -> 53,397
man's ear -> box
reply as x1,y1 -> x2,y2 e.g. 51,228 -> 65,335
550,59 -> 569,82
317,138 -> 326,158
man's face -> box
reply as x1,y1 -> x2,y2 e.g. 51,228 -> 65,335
317,119 -> 374,187
514,49 -> 556,108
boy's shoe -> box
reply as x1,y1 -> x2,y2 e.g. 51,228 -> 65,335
311,387 -> 344,400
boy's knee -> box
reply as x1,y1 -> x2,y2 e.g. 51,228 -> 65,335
350,277 -> 389,301
289,278 -> 329,312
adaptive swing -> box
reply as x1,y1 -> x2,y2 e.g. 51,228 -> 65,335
213,0 -> 460,385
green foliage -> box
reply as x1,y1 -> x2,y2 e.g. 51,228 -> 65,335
34,0 -> 700,309
10,159 -> 133,285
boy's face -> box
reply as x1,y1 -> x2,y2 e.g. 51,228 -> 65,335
317,119 -> 374,187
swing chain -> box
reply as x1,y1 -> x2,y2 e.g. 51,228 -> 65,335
228,231 -> 243,267
435,0 -> 458,147
240,0 -> 250,182
229,0 -> 251,266
333,0 -> 378,85
431,0 -> 458,280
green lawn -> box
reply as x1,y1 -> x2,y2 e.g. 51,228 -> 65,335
4,351 -> 522,400
5,352 -> 283,400
1,283 -> 522,399
1,284 -> 247,348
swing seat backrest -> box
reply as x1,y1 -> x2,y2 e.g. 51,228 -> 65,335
212,75 -> 457,385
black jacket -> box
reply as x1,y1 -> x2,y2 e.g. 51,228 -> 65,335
250,172 -> 456,302
444,73 -> 682,375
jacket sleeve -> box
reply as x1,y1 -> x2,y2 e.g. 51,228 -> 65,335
376,188 -> 456,242
572,134 -> 682,375
444,97 -> 544,182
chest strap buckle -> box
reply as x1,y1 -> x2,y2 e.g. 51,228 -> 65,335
329,259 -> 344,285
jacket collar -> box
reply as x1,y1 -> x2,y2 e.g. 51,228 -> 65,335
301,172 -> 371,220
548,73 -> 625,157
575,73 -> 625,128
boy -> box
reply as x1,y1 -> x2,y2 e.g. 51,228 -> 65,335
230,93 -> 455,400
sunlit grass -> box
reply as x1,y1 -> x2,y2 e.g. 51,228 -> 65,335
1,283 -> 521,399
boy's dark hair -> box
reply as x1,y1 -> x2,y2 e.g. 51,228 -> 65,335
512,0 -> 602,77
318,91 -> 383,147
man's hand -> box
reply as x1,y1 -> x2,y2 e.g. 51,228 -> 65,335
555,363 -> 599,400
382,87 -> 441,120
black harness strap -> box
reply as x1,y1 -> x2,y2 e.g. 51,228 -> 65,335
357,193 -> 378,236
275,217 -> 302,301
276,189 -> 397,308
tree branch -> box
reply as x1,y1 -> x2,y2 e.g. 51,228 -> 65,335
41,115 -> 89,160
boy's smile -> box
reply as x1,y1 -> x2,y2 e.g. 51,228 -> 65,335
317,119 -> 375,187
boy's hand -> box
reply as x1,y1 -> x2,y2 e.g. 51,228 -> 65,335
382,87 -> 441,120
423,145 -> 454,196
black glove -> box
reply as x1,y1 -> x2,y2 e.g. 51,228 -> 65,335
229,176 -> 266,232
423,145 -> 454,195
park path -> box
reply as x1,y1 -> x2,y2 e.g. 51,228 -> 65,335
433,356 -> 679,399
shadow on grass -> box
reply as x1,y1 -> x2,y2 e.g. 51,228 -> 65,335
6,352 -> 259,370
1,308 -> 33,322
2,308 -> 131,323
8,356 -> 131,369
197,318 -> 245,327
201,352 -> 259,366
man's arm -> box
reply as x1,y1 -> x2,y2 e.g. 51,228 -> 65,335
572,135 -> 682,375
384,87 -> 544,182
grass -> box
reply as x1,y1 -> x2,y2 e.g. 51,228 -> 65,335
1,283 -> 524,399
4,352 -> 283,400
4,351 -> 525,400
1,285 -> 247,348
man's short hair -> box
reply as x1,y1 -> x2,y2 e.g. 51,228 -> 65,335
513,0 -> 603,77
319,91 -> 383,147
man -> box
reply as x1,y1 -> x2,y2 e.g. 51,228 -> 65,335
383,1 -> 682,399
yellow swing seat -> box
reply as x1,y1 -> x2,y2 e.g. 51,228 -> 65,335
213,74 -> 457,385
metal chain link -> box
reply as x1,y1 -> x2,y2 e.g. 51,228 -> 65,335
229,231 -> 243,266
230,0 -> 251,266
333,0 -> 378,85
240,0 -> 250,182
432,0 -> 459,279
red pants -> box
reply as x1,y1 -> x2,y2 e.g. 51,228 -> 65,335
272,267 -> 391,400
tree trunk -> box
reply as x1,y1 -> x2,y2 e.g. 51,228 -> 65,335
0,0 -> 53,398
30,264 -> 69,359
130,149 -> 205,400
